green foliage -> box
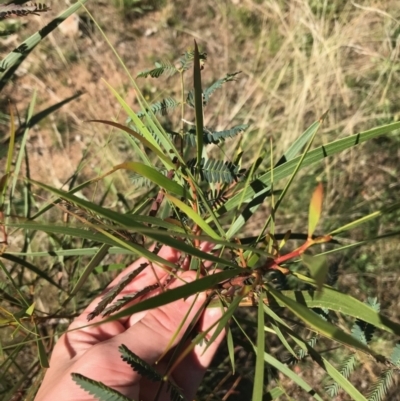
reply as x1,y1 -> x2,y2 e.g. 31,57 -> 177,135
119,344 -> 164,381
186,72 -> 240,107
185,124 -> 249,146
2,13 -> 400,401
71,373 -> 131,401
0,3 -> 50,20
364,344 -> 400,401
137,60 -> 178,78
351,297 -> 380,345
119,344 -> 186,401
390,343 -> 400,366
187,157 -> 245,184
323,298 -> 400,399
367,370 -> 395,401
325,354 -> 357,397
71,345 -> 185,401
136,97 -> 180,118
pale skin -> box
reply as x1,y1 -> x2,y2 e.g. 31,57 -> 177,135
35,244 -> 224,401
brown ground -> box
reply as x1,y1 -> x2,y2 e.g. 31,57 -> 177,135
1,1 -> 400,400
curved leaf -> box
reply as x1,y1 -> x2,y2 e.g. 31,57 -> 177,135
98,162 -> 188,198
89,120 -> 174,168
301,254 -> 329,292
308,182 -> 323,237
267,285 -> 384,359
223,121 -> 400,237
164,193 -> 221,239
101,268 -> 244,322
263,352 -> 324,401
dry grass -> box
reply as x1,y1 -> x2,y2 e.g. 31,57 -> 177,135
1,0 -> 400,399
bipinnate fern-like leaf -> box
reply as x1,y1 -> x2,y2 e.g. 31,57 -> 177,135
186,89 -> 195,108
137,60 -> 178,78
325,298 -> 381,397
187,157 -> 245,184
186,124 -> 249,146
167,384 -> 185,401
203,72 -> 241,104
202,188 -> 230,211
118,345 -> 185,400
364,343 -> 400,401
367,369 -> 394,401
286,308 -> 328,365
179,49 -> 207,71
119,344 -> 163,382
129,173 -> 154,187
101,283 -> 159,317
325,354 -> 357,397
390,343 -> 400,366
351,297 -> 380,345
135,97 -> 180,119
0,3 -> 50,20
126,97 -> 179,130
186,72 -> 241,107
71,373 -> 131,401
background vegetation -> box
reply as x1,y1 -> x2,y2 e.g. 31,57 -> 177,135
1,0 -> 400,400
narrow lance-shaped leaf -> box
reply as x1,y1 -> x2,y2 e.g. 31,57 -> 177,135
308,182 -> 324,237
95,162 -> 188,199
34,325 -> 49,368
164,193 -> 221,240
101,269 -> 244,322
268,282 -> 400,336
266,285 -> 385,360
301,253 -> 329,293
252,293 -> 265,401
263,352 -> 324,400
222,120 -> 400,237
89,120 -> 174,168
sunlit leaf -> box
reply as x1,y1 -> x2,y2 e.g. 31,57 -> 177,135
301,253 -> 329,292
308,182 -> 323,237
263,352 -> 324,400
224,121 -> 400,237
252,293 -> 265,401
266,286 -> 384,359
164,193 -> 221,239
89,120 -> 175,167
98,162 -> 188,199
101,268 -> 244,322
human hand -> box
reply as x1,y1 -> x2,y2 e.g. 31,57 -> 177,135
35,245 -> 224,401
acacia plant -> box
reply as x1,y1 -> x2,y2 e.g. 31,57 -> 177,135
41,45 -> 400,399
1,13 -> 400,401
